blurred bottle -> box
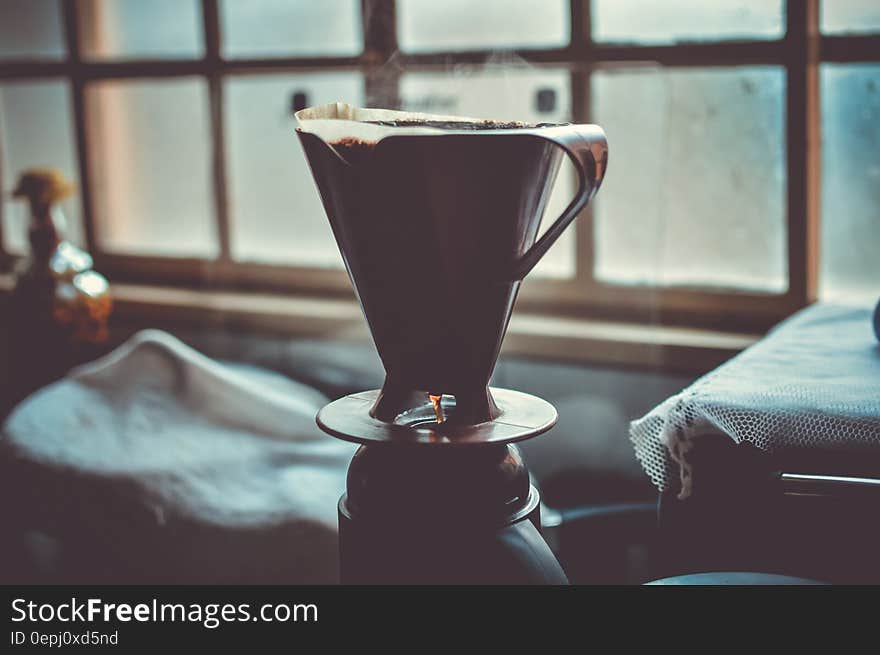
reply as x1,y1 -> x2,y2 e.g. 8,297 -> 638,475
5,169 -> 112,414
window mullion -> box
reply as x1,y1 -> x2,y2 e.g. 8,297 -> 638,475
61,0 -> 98,254
202,0 -> 232,264
785,0 -> 821,307
571,0 -> 590,50
362,0 -> 400,107
571,69 -> 597,290
573,0 -> 597,290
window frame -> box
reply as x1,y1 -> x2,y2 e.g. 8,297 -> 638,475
0,0 -> 877,334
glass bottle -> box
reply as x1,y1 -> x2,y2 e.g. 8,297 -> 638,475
6,169 -> 112,411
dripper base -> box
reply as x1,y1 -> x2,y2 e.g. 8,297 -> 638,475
316,387 -> 557,446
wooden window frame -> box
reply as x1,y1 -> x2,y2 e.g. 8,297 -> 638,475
0,1 -> 877,334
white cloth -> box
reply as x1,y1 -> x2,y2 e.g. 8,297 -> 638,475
2,329 -> 356,582
630,303 -> 880,499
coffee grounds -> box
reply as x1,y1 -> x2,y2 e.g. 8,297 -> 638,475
364,119 -> 563,130
330,121 -> 566,163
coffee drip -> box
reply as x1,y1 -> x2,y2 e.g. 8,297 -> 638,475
428,394 -> 444,424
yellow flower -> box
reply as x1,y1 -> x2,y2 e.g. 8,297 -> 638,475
11,168 -> 75,205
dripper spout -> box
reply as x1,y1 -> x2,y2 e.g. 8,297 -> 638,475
371,378 -> 501,427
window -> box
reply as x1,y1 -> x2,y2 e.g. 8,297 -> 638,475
0,1 -> 877,331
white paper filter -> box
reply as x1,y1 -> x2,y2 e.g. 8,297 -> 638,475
295,102 -> 529,144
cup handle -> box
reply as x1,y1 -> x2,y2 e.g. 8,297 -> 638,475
509,125 -> 608,281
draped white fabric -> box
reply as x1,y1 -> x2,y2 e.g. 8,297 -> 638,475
3,330 -> 355,582
631,303 -> 880,498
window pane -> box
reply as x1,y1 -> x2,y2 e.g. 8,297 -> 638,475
820,64 -> 880,304
225,72 -> 363,267
821,0 -> 880,35
79,0 -> 203,60
0,81 -> 82,254
398,0 -> 569,52
400,68 -> 575,279
592,66 -> 786,292
87,79 -> 216,257
220,0 -> 361,58
0,0 -> 65,60
592,0 -> 784,44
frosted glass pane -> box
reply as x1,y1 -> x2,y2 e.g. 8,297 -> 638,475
592,66 -> 786,292
0,81 -> 83,254
399,69 -> 575,279
0,0 -> 65,60
593,0 -> 784,44
79,0 -> 203,59
220,0 -> 361,58
225,73 -> 363,266
821,0 -> 880,35
819,64 -> 880,304
87,79 -> 216,257
398,0 -> 569,52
